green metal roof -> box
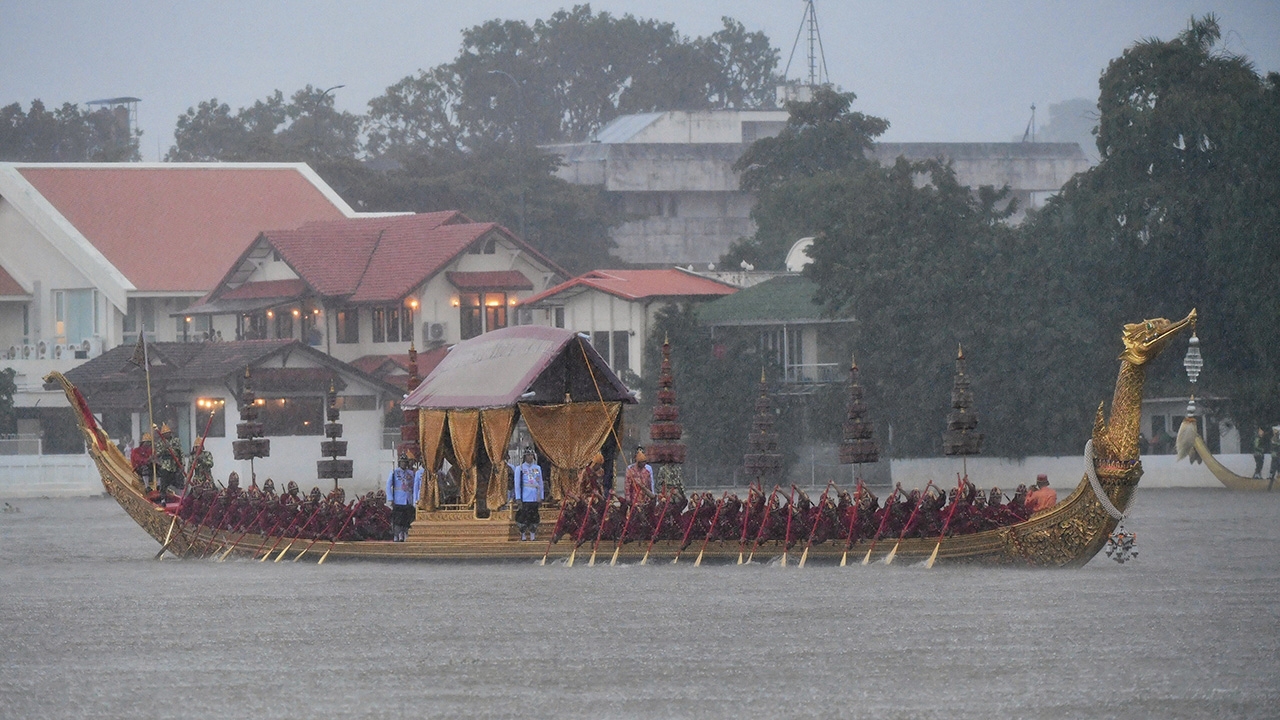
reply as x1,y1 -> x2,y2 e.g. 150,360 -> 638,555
698,274 -> 850,326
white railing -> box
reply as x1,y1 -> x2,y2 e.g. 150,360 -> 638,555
0,435 -> 42,456
783,363 -> 842,384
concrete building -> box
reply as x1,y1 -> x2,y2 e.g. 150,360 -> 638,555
544,110 -> 1092,266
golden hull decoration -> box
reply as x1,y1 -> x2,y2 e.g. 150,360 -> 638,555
45,310 -> 1195,566
1188,431 -> 1275,491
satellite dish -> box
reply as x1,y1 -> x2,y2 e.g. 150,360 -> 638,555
785,237 -> 816,272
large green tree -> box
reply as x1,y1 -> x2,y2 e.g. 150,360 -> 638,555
365,6 -> 781,158
166,86 -> 361,163
1028,15 -> 1280,430
0,100 -> 140,161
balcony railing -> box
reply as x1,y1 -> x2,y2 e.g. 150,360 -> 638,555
783,363 -> 843,384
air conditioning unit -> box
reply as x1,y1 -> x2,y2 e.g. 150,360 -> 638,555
21,344 -> 32,359
425,322 -> 446,342
36,341 -> 47,359
86,336 -> 104,357
52,343 -> 66,359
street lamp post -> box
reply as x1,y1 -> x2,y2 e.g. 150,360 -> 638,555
488,70 -> 527,242
310,84 -> 345,158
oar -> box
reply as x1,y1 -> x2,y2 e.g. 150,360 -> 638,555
153,512 -> 187,560
217,502 -> 276,561
671,493 -> 703,564
640,488 -> 673,565
588,493 -> 617,566
780,486 -> 798,567
736,483 -> 760,565
925,477 -> 967,569
747,485 -> 781,564
295,501 -> 356,562
799,482 -> 836,568
316,501 -> 363,565
839,481 -> 865,567
274,502 -> 325,562
884,481 -> 933,565
258,501 -> 307,561
610,480 -> 643,566
693,492 -> 729,567
566,492 -> 600,567
861,488 -> 899,565
539,496 -> 572,566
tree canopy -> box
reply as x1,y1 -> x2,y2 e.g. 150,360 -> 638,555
0,100 -> 140,161
1028,14 -> 1280,431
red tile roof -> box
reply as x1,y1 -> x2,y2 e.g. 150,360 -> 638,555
446,270 -> 534,291
352,347 -> 450,387
16,165 -> 349,293
246,212 -> 565,305
220,278 -> 310,300
521,269 -> 737,306
0,265 -> 26,296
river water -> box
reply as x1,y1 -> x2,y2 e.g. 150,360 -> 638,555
1,489 -> 1277,719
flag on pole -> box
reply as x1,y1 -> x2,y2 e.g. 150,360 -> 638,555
128,333 -> 148,368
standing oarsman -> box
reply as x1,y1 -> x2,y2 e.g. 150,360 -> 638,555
189,441 -> 214,485
154,424 -> 185,495
131,433 -> 154,490
624,447 -> 654,500
513,448 -> 544,541
384,451 -> 422,542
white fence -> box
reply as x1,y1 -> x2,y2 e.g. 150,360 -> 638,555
0,454 -> 101,498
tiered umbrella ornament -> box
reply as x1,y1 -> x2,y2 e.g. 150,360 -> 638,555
317,381 -> 353,491
742,369 -> 783,486
942,346 -> 983,475
232,367 -> 270,480
838,355 -> 879,477
646,336 -> 686,492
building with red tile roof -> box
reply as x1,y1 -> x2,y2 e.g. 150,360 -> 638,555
0,162 -> 367,363
184,211 -> 566,365
518,268 -> 736,378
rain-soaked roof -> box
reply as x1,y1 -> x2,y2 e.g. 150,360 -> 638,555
402,326 -> 634,409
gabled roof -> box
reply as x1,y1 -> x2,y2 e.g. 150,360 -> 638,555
446,270 -> 533,291
57,339 -> 401,410
351,347 -> 450,387
8,163 -> 355,294
698,274 -> 853,327
403,326 -> 633,409
520,268 -> 737,306
203,212 -> 566,307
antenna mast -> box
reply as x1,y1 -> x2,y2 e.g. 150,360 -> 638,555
784,0 -> 829,87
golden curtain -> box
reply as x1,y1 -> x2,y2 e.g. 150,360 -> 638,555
518,402 -> 620,501
480,407 -> 516,513
448,409 -> 481,507
418,409 -> 447,510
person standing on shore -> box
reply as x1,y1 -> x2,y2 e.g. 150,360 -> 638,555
513,448 -> 544,540
1253,427 -> 1267,479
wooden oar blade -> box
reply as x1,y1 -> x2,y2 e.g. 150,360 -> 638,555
798,547 -> 809,568
861,546 -> 873,565
925,542 -> 940,569
883,542 -> 899,565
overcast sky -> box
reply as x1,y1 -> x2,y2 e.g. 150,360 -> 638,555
2,1 -> 1277,161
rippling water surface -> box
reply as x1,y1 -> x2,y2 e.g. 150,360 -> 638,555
2,489 -> 1278,719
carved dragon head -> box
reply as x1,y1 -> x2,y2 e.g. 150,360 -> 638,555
1118,309 -> 1197,365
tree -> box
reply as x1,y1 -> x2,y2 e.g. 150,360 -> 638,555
0,367 -> 16,436
0,100 -> 140,161
364,6 -> 782,155
166,86 -> 361,163
1027,15 -> 1280,430
724,86 -> 890,270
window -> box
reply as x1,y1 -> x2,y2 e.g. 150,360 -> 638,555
459,293 -> 482,340
372,304 -> 410,343
194,398 -> 226,437
592,331 -> 610,361
334,395 -> 377,411
335,307 -> 359,344
612,330 -> 630,373
273,309 -> 294,340
301,308 -> 322,345
553,307 -> 565,328
484,292 -> 507,332
52,289 -> 95,344
241,312 -> 267,340
178,315 -> 212,342
255,396 -> 323,436
123,298 -> 156,337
